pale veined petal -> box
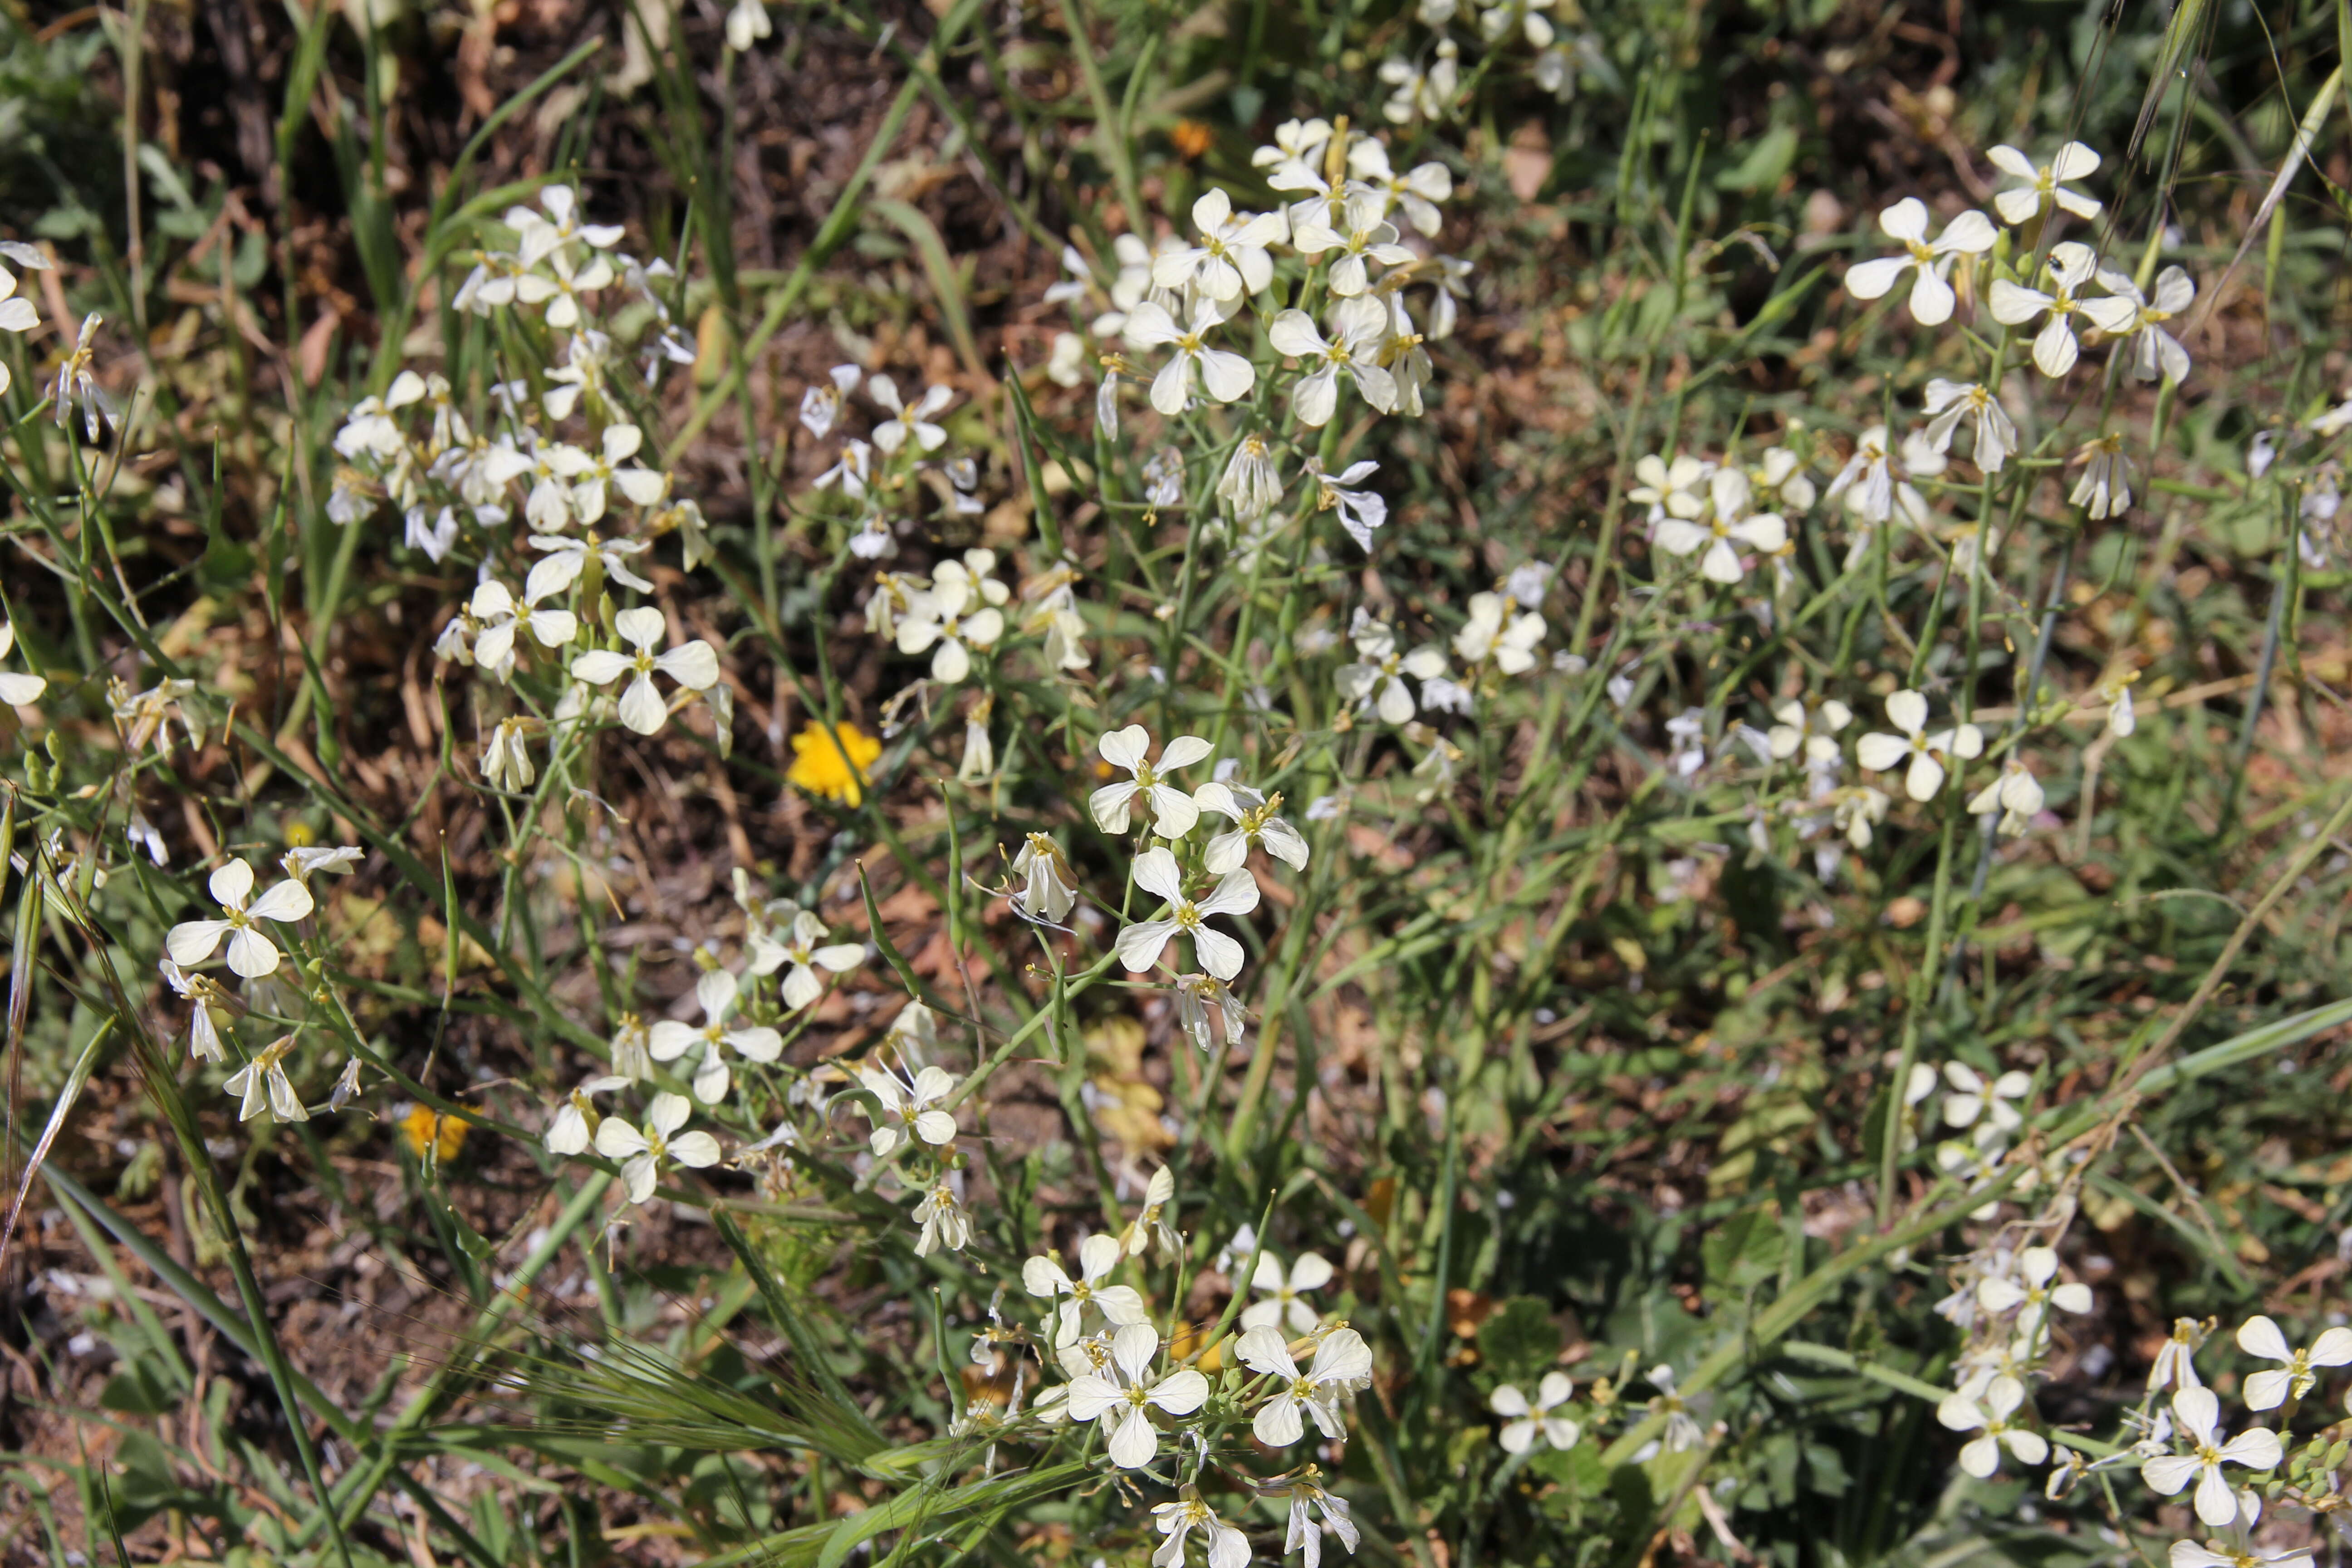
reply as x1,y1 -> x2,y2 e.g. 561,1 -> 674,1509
1254,1393 -> 1306,1447
570,649 -> 633,684
655,641 -> 721,690
1993,186 -> 2043,225
2140,1455 -> 2200,1495
1148,784 -> 1200,838
225,926 -> 282,979
2031,316 -> 2079,377
1198,348 -> 1256,402
1905,751 -> 1945,802
2236,1316 -> 2292,1362
166,919 -> 232,965
1237,1325 -> 1300,1380
1090,780 -> 1140,833
2243,1368 -> 2293,1411
1150,1368 -> 1209,1415
245,879 -> 315,923
211,859 -> 257,908
1986,279 -> 2051,325
1878,198 -> 1930,242
669,1131 -> 721,1168
1149,352 -> 1195,416
1293,365 -> 1340,428
622,1152 -> 659,1204
1268,310 -> 1328,358
1842,255 -> 1912,301
1064,1374 -> 1122,1422
1106,1406 -> 1158,1468
727,1026 -> 784,1063
1099,725 -> 1151,770
1116,918 -> 1180,973
1700,538 -> 1744,583
617,673 -> 668,734
1133,846 -> 1187,904
1192,925 -> 1245,981
1906,264 -> 1957,326
2050,141 -> 2101,181
1855,733 -> 1910,772
1937,210 -> 1996,253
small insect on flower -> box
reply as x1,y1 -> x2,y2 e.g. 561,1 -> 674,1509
1066,1320 -> 1210,1468
594,1091 -> 723,1205
223,1034 -> 309,1124
568,606 -> 722,735
1989,242 -> 2102,378
788,720 -> 882,806
167,860 -> 317,980
1238,1324 -> 1373,1446
1490,1371 -> 1579,1453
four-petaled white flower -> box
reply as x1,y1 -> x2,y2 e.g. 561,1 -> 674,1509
1303,457 -> 1387,552
1172,971 -> 1250,1053
869,375 -> 955,454
1968,758 -> 2046,838
568,606 -> 721,735
1977,1245 -> 2092,1334
1127,296 -> 1259,416
1025,1233 -> 1149,1348
2235,1315 -> 2352,1411
1491,1371 -> 1580,1453
897,554 -> 1008,682
2141,1386 -> 2283,1525
2170,1541 -> 2314,1568
1091,726 -> 1215,836
914,1176 -> 971,1256
1242,1249 -> 1333,1334
1270,297 -> 1398,427
1989,241 -> 2101,378
747,908 -> 864,1009
1122,1165 -> 1182,1260
1843,198 -> 1995,325
858,1062 -> 959,1157
1856,690 -> 1983,801
1274,1467 -> 1361,1568
167,860 -> 316,979
1654,467 -> 1788,584
593,1090 -> 722,1205
1193,782 -> 1309,872
1153,189 -> 1286,302
1941,1061 -> 2030,1137
1454,591 -> 1546,674
1152,1491 -> 1250,1568
545,1073 -> 632,1155
1937,1373 -> 2048,1478
1337,616 -> 1448,725
1293,191 -> 1415,298
1066,1320 -> 1209,1468
1768,698 -> 1851,765
2085,265 -> 2196,384
224,1034 -> 309,1124
2070,432 -> 2136,520
1239,1324 -> 1373,1446
1117,847 -> 1261,981
648,968 -> 784,1104
1988,142 -> 2102,226
526,529 -> 656,600
1922,379 -> 2019,473
467,580 -> 577,683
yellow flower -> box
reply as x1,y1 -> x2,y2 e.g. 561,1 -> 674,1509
400,1104 -> 468,1162
789,720 -> 882,806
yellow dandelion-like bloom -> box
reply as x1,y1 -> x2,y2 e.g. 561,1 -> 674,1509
789,720 -> 882,806
400,1104 -> 468,1162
